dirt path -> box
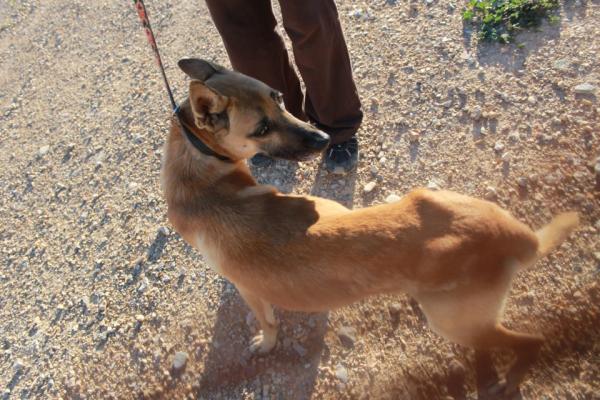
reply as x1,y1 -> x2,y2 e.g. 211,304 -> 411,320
0,1 -> 598,399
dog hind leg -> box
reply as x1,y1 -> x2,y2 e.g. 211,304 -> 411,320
416,284 -> 543,398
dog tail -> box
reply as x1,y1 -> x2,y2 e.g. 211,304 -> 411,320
521,212 -> 579,268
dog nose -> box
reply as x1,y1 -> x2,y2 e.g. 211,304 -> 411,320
305,131 -> 330,150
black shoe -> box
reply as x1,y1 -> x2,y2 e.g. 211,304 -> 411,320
325,137 -> 359,174
249,153 -> 274,168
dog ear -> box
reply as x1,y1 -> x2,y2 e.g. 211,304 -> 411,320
189,80 -> 229,131
178,58 -> 224,82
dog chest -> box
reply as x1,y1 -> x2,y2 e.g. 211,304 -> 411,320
194,232 -> 224,274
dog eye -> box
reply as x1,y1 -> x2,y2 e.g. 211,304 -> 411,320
252,120 -> 270,137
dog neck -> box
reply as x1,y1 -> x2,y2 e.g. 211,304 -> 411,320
161,115 -> 258,211
177,103 -> 235,162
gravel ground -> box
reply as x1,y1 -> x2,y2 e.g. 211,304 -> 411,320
1,0 -> 599,399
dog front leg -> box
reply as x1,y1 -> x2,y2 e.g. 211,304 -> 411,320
238,288 -> 278,354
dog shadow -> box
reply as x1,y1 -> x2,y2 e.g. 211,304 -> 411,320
250,159 -> 300,194
309,162 -> 357,209
194,280 -> 329,399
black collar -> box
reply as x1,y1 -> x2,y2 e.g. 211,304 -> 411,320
175,109 -> 233,162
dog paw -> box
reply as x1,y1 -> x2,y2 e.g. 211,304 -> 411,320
248,331 -> 277,354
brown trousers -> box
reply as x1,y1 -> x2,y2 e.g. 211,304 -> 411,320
205,0 -> 363,143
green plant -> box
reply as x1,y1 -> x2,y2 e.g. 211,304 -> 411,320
463,0 -> 560,43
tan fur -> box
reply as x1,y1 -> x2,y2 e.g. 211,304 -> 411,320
162,60 -> 579,397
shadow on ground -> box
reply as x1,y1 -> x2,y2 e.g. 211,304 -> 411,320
194,282 -> 329,399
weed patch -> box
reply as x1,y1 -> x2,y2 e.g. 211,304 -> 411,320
463,0 -> 560,43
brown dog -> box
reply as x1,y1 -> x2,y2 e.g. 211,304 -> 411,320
161,58 -> 579,397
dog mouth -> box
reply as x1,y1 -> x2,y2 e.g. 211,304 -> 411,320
266,149 -> 324,162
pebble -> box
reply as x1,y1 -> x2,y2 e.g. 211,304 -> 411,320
363,181 -> 376,193
292,342 -> 307,357
348,8 -> 373,21
493,142 -> 504,153
337,326 -> 357,348
471,106 -> 482,120
37,145 -> 50,157
517,177 -> 528,189
135,314 -> 145,322
409,131 -> 420,143
388,303 -> 402,317
335,364 -> 349,383
12,360 -> 25,374
426,180 -> 441,190
157,226 -> 170,236
573,83 -> 596,95
385,194 -> 401,204
172,351 -> 188,371
527,96 -> 536,105
245,311 -> 255,328
553,59 -> 570,71
484,186 -> 497,200
370,165 -> 379,175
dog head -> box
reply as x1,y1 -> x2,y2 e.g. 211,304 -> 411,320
178,58 -> 330,161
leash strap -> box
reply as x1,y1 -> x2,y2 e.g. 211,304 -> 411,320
132,0 -> 232,162
133,0 -> 177,112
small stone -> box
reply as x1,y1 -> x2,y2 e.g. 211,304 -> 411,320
385,194 -> 401,204
135,314 -> 145,322
337,326 -> 357,348
245,311 -> 255,328
12,360 -> 25,374
370,165 -> 379,175
388,303 -> 402,316
471,106 -> 482,120
335,364 -> 349,383
573,83 -> 596,95
593,252 -> 600,262
137,277 -> 149,293
409,131 -> 420,143
38,145 -> 50,157
292,342 -> 307,357
493,142 -> 504,153
426,180 -> 441,190
501,152 -> 511,163
553,59 -> 570,71
484,186 -> 497,200
508,132 -> 519,143
538,134 -> 554,144
158,226 -> 170,236
172,351 -> 188,372
517,177 -> 528,189
363,181 -> 376,193
527,96 -> 536,105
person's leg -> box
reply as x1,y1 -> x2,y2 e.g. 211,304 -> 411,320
205,0 -> 305,120
278,0 -> 363,144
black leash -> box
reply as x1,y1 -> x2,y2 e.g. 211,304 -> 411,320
133,0 -> 232,162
